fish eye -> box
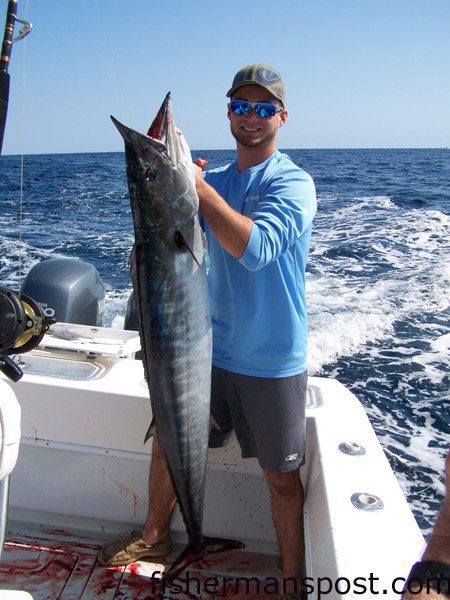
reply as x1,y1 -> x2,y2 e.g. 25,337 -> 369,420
145,168 -> 157,181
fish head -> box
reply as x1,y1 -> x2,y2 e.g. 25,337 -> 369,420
111,93 -> 198,235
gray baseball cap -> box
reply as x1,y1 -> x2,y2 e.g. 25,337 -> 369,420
226,64 -> 286,107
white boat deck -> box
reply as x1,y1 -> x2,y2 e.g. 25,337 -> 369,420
0,325 -> 425,599
0,522 -> 280,599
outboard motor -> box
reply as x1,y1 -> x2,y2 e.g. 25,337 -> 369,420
21,258 -> 105,326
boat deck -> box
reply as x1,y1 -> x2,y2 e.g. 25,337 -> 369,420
0,369 -> 425,599
0,522 -> 283,599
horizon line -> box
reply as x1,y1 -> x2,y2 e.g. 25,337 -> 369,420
1,146 -> 448,158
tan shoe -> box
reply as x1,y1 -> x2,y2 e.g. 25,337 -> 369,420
98,531 -> 172,567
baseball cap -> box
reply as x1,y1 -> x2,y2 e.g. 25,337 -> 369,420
226,64 -> 286,107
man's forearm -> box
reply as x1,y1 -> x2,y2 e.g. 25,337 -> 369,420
403,451 -> 450,599
196,178 -> 253,260
422,500 -> 450,564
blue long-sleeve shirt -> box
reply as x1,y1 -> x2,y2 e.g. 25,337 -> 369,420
203,150 -> 316,378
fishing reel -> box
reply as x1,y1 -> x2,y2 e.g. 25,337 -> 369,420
0,286 -> 54,382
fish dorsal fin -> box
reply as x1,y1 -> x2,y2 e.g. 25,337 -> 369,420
174,230 -> 201,268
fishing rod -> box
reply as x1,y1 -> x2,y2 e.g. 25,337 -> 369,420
0,1 -> 42,384
0,0 -> 31,154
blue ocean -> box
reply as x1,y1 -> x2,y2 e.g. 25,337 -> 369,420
1,148 -> 449,534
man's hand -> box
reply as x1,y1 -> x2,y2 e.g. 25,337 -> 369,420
193,158 -> 208,194
194,157 -> 208,170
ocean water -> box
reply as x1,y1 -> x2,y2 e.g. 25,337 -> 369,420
1,148 -> 449,534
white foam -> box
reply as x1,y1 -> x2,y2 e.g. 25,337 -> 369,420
307,199 -> 450,374
354,195 -> 398,209
103,287 -> 133,328
0,238 -> 64,289
410,332 -> 450,385
307,277 -> 397,373
430,332 -> 450,352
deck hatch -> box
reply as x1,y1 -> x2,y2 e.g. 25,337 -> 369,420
17,354 -> 104,380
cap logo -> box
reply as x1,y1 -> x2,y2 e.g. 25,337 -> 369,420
256,67 -> 281,85
284,453 -> 299,462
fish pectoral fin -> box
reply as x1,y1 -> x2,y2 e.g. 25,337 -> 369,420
174,230 -> 201,268
204,535 -> 246,555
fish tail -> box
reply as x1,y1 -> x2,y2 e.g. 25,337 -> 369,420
160,535 -> 205,587
159,535 -> 245,588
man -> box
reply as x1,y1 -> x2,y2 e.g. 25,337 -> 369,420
100,64 -> 317,599
402,449 -> 450,599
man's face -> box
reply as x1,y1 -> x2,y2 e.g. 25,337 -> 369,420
228,84 -> 287,149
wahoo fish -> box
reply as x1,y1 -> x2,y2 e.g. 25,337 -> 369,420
111,94 -> 242,585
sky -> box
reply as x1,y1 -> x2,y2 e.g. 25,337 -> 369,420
1,0 -> 450,155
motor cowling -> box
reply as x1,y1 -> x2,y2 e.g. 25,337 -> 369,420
20,258 -> 105,326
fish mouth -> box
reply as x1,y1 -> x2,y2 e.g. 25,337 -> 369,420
149,92 -> 190,166
111,92 -> 190,168
110,114 -> 167,156
147,91 -> 174,144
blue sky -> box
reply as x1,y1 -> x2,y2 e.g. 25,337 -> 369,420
2,0 -> 450,155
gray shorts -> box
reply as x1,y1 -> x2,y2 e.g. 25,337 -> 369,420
209,366 -> 307,473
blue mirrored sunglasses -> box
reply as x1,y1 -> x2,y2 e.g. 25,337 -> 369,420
230,100 -> 283,118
